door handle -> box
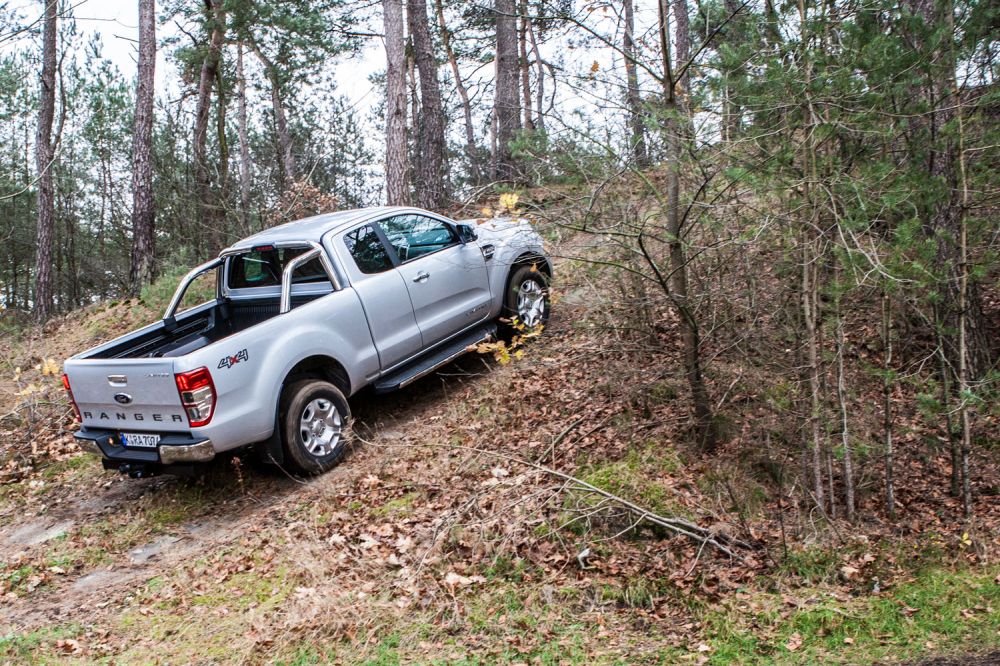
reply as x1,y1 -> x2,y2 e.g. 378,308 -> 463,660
412,271 -> 430,283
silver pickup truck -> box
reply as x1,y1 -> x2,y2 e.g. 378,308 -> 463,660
62,206 -> 551,477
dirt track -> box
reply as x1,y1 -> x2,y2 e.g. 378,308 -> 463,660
0,353 -> 493,637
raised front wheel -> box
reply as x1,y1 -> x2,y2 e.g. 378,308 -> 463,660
501,264 -> 551,336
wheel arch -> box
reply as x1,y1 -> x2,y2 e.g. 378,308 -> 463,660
282,355 -> 351,396
505,251 -> 552,293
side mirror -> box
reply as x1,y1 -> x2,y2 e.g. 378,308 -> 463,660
456,223 -> 478,243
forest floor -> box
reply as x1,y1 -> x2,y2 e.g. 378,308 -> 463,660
0,224 -> 998,665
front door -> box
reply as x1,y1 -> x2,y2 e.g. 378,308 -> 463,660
378,213 -> 492,348
336,223 -> 423,369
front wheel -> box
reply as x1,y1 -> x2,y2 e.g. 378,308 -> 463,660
501,264 -> 551,337
280,380 -> 351,475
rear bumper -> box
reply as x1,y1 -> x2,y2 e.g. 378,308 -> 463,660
74,427 -> 216,464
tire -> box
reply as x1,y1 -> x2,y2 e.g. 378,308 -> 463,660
500,264 -> 551,338
280,380 -> 351,475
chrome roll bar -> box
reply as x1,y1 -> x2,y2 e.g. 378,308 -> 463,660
279,247 -> 322,314
163,257 -> 224,326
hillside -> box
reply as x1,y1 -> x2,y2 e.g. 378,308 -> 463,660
1,213 -> 998,665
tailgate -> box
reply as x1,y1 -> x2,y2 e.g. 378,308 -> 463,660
64,358 -> 189,432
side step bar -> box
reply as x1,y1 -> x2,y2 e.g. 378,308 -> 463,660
373,323 -> 496,393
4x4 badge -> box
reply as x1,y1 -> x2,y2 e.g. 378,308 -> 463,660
218,349 -> 249,369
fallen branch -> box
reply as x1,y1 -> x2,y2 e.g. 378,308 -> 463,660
364,437 -> 754,560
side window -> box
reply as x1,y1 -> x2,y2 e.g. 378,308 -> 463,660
344,224 -> 393,274
379,215 -> 457,263
229,247 -> 327,288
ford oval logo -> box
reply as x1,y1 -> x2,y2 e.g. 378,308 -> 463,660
113,393 -> 133,405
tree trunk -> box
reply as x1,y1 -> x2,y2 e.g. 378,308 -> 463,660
494,0 -> 521,181
33,0 -> 57,320
249,44 -> 295,186
193,0 -> 225,254
518,0 -> 533,131
236,41 -> 252,232
623,0 -> 647,166
722,0 -> 744,141
525,8 -> 544,131
408,0 -> 447,209
883,291 -> 895,518
434,0 -> 479,184
383,0 -> 409,205
802,234 -> 825,511
658,0 -> 717,452
129,0 -> 156,293
834,261 -> 855,521
953,56 -> 973,519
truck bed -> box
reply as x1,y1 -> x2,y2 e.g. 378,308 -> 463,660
85,295 -> 324,360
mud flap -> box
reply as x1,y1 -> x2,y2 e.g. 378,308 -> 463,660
256,410 -> 285,466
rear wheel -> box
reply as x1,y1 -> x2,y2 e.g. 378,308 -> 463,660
501,264 -> 551,337
280,380 -> 351,474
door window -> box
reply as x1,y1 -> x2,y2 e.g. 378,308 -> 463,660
344,224 -> 394,274
380,215 -> 457,263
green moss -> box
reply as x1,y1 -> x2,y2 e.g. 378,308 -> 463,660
374,491 -> 420,517
569,443 -> 689,531
702,564 -> 1000,665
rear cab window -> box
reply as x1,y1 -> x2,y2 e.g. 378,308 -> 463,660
227,246 -> 332,294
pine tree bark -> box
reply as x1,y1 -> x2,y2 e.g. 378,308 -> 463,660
623,0 -> 647,165
236,41 -> 252,231
408,0 -> 446,209
434,0 -> 479,183
383,0 -> 409,205
129,0 -> 156,293
33,0 -> 57,320
193,0 -> 225,253
494,0 -> 522,181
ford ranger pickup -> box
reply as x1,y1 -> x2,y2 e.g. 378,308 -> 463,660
62,206 -> 551,477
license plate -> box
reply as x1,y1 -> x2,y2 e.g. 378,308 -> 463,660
121,432 -> 160,449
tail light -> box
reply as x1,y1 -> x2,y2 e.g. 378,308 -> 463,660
174,367 -> 216,427
61,373 -> 81,422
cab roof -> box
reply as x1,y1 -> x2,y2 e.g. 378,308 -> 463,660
222,206 -> 432,253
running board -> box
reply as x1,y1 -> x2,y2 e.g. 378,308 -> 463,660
373,324 -> 496,393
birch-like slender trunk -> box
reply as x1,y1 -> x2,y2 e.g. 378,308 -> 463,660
802,235 -> 826,510
249,44 -> 296,186
623,0 -> 647,165
953,53 -> 973,518
525,9 -> 544,131
798,0 -> 825,511
236,42 -> 252,232
882,291 -> 895,518
518,0 -> 533,130
833,261 -> 855,520
434,0 -> 479,183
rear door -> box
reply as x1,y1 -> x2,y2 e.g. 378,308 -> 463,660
335,222 -> 423,369
378,213 -> 492,348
